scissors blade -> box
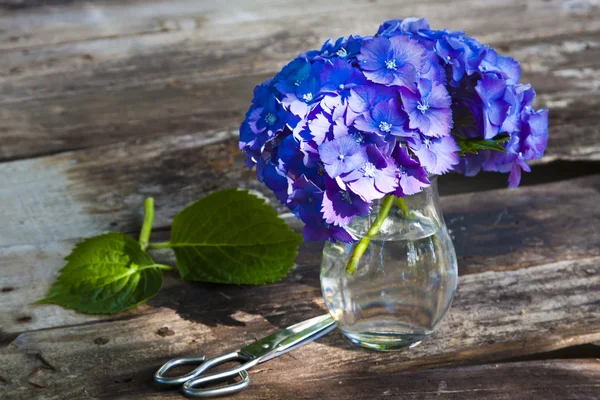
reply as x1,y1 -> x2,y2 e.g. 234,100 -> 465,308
239,314 -> 335,363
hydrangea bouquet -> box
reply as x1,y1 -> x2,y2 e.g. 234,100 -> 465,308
239,18 -> 548,246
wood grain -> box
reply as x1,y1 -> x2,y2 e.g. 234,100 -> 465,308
0,1 -> 598,161
2,174 -> 599,334
1,253 -> 599,399
1,2 -> 599,399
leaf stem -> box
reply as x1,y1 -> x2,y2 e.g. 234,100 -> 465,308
147,242 -> 172,250
346,194 -> 395,274
153,264 -> 174,271
139,197 -> 154,251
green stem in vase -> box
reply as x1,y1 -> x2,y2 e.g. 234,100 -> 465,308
346,194 -> 396,274
396,197 -> 411,219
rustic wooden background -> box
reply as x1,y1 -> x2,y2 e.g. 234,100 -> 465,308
1,0 -> 600,399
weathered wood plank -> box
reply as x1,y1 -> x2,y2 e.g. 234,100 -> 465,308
0,2 -> 598,161
2,123 -> 599,251
2,174 -> 599,335
2,175 -> 599,334
2,0 -> 599,50
1,254 -> 599,399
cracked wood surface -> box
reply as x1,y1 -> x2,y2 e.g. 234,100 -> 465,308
1,0 -> 600,399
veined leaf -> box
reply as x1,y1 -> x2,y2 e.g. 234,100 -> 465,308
168,189 -> 302,284
457,135 -> 510,156
37,233 -> 165,314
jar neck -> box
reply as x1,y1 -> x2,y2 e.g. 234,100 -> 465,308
348,177 -> 444,239
397,176 -> 443,226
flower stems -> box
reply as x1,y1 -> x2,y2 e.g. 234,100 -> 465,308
396,197 -> 411,219
139,197 -> 155,251
346,194 -> 396,274
139,197 -> 173,251
147,242 -> 172,250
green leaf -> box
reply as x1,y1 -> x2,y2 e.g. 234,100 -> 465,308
168,189 -> 303,284
37,233 -> 165,314
457,135 -> 510,156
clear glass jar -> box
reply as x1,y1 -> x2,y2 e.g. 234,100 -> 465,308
320,178 -> 457,350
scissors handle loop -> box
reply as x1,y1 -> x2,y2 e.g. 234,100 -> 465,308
182,351 -> 254,397
154,355 -> 207,386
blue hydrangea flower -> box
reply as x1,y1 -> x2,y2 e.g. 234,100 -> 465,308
303,220 -> 356,242
392,145 -> 431,196
321,177 -> 371,226
239,17 -> 549,243
317,35 -> 364,60
475,73 -> 511,139
342,145 -> 399,201
407,134 -> 460,175
480,48 -> 521,85
318,134 -> 368,178
400,79 -> 453,137
377,18 -> 431,37
357,36 -> 427,88
347,84 -> 397,114
320,59 -> 368,102
354,98 -> 412,138
257,159 -> 289,204
287,175 -> 324,222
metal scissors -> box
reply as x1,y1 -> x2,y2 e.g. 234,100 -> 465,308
154,314 -> 335,397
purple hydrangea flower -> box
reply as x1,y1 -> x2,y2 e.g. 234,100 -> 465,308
317,35 -> 364,60
408,134 -> 460,175
318,134 -> 368,178
347,84 -> 397,114
320,59 -> 368,101
400,79 -> 453,137
357,35 -> 427,88
377,18 -> 431,37
479,48 -> 520,85
321,177 -> 371,226
257,159 -> 289,204
354,98 -> 412,138
239,17 -> 549,242
342,145 -> 399,201
287,175 -> 324,222
392,145 -> 431,196
454,151 -> 490,177
303,221 -> 356,242
475,73 -> 511,139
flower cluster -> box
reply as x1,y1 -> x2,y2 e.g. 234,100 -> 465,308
239,18 -> 549,242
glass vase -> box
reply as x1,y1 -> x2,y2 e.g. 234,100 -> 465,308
320,177 -> 457,351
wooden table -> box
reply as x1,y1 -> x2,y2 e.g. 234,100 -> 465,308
1,1 -> 600,399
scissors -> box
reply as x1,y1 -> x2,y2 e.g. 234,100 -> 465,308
154,314 -> 335,397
